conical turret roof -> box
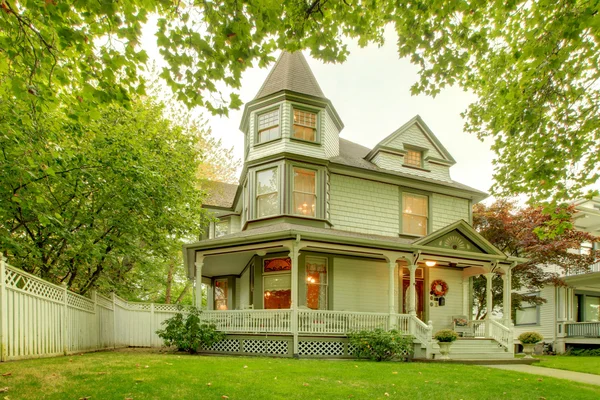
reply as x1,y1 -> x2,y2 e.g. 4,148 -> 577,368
254,51 -> 326,100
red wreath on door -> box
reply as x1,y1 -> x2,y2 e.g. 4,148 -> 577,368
430,280 -> 448,297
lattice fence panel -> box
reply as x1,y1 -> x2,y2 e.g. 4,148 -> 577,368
298,340 -> 344,356
96,294 -> 113,310
347,343 -> 357,356
5,267 -> 64,303
242,339 -> 288,355
204,339 -> 240,353
128,303 -> 151,311
67,292 -> 95,313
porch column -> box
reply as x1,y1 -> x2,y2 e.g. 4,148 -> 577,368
462,278 -> 470,317
387,259 -> 396,328
484,272 -> 494,337
408,263 -> 418,316
501,268 -> 512,327
288,245 -> 300,357
194,255 -> 204,309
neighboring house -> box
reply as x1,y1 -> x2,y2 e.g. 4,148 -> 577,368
183,51 -> 524,359
512,198 -> 600,353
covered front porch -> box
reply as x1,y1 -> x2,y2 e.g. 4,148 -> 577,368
184,221 -> 521,359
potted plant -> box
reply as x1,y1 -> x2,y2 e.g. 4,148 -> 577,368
518,332 -> 543,359
434,329 -> 458,360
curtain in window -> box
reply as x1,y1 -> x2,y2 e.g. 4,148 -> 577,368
293,168 -> 316,217
264,274 -> 291,309
402,194 -> 427,236
256,168 -> 278,217
215,280 -> 228,310
306,260 -> 327,310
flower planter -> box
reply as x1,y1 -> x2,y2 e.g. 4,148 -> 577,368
522,343 -> 536,359
438,342 -> 452,360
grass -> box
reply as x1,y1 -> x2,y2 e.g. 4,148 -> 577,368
536,355 -> 600,376
0,350 -> 599,400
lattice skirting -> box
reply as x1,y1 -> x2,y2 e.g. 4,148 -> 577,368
200,335 -> 292,357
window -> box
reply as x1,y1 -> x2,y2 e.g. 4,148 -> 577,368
256,168 -> 278,218
402,193 -> 428,236
293,168 -> 316,217
257,109 -> 280,143
584,296 -> 600,322
515,293 -> 539,325
214,279 -> 228,310
263,258 -> 291,309
306,257 -> 328,310
214,219 -> 229,238
292,109 -> 317,141
405,149 -> 422,167
243,181 -> 249,223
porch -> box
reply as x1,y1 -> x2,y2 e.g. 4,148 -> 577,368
184,221 -> 522,359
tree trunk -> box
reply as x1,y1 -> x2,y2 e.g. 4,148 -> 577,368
165,261 -> 175,304
175,281 -> 191,304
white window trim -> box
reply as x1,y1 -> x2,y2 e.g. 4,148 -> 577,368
291,108 -> 318,142
256,108 -> 281,144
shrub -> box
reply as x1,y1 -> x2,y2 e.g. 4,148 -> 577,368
434,329 -> 458,342
348,329 -> 413,362
566,348 -> 600,356
518,331 -> 543,344
156,307 -> 225,353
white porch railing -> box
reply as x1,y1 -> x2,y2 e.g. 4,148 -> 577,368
297,310 -> 393,335
200,310 -> 292,334
471,320 -> 486,337
565,321 -> 600,338
489,319 -> 512,350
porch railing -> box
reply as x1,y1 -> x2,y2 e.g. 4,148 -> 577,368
200,310 -> 292,334
471,320 -> 486,337
298,310 -> 392,335
489,319 -> 512,349
565,321 -> 600,338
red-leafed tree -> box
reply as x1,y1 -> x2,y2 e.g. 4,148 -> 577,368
472,200 -> 599,319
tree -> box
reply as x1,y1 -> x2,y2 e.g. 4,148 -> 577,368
472,200 -> 599,319
0,90 -> 207,295
2,1 -> 598,205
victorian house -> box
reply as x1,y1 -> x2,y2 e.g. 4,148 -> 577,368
183,52 -> 524,359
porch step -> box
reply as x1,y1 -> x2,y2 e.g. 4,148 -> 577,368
431,339 -> 513,360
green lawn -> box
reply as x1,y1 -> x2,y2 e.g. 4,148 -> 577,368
536,355 -> 600,376
1,350 -> 599,400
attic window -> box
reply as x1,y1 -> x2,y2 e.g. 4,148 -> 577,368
405,149 -> 422,167
292,109 -> 317,142
257,109 -> 280,143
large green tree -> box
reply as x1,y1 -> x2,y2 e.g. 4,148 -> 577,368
2,1 -> 598,205
472,200 -> 599,319
0,90 -> 207,295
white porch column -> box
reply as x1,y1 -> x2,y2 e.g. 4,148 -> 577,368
501,268 -> 512,327
484,272 -> 494,337
194,255 -> 204,310
408,263 -> 418,316
387,259 -> 396,328
462,278 -> 470,317
288,245 -> 300,357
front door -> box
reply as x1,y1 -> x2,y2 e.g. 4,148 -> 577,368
402,278 -> 425,321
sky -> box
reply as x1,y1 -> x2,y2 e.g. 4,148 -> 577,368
141,24 -> 498,197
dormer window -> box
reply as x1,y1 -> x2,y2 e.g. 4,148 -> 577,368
257,109 -> 280,143
405,149 -> 422,167
292,109 -> 317,142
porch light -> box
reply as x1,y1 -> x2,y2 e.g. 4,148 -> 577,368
425,260 -> 436,267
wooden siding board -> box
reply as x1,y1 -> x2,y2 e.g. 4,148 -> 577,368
427,268 -> 464,331
431,193 -> 470,231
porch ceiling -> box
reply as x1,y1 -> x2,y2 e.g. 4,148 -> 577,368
202,251 -> 255,278
564,271 -> 600,290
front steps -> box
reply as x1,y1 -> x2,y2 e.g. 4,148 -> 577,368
430,338 -> 514,360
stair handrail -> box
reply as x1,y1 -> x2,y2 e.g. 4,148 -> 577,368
488,319 -> 512,350
409,314 -> 434,358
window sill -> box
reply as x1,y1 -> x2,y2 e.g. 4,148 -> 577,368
402,164 -> 431,172
399,233 -> 427,239
290,137 -> 321,146
254,137 -> 282,148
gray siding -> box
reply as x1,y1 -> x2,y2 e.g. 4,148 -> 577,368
372,152 -> 452,182
431,193 -> 470,231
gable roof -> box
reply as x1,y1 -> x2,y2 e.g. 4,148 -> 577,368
202,181 -> 238,209
331,139 -> 488,200
413,220 -> 506,257
366,115 -> 456,165
254,51 -> 326,100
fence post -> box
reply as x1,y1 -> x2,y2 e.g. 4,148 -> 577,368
0,255 -> 7,361
91,290 -> 97,349
112,293 -> 117,349
150,303 -> 155,347
62,283 -> 68,356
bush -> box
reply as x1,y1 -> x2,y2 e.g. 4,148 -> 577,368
434,329 -> 458,342
566,348 -> 600,356
348,329 -> 413,362
156,307 -> 225,353
518,331 -> 543,344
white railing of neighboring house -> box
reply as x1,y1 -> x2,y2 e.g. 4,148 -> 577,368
298,310 -> 391,335
200,309 -> 292,334
565,321 -> 600,338
489,319 -> 512,350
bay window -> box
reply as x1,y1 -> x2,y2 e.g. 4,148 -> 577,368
293,168 -> 316,217
306,257 -> 328,310
402,193 -> 428,236
256,168 -> 279,218
292,109 -> 317,142
263,258 -> 291,309
257,109 -> 280,143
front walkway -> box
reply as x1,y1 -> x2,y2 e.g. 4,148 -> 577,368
485,364 -> 600,386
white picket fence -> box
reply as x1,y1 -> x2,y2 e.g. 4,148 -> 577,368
0,257 -> 186,361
